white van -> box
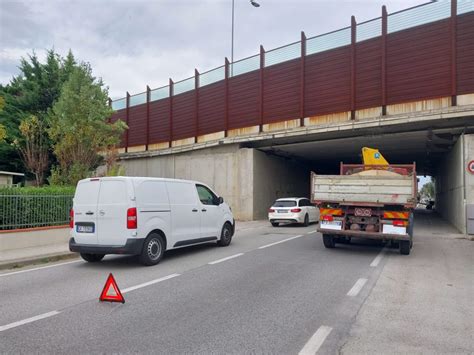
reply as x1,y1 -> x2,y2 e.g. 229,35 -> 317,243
69,177 -> 235,265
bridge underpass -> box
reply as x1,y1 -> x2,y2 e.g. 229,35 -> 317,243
119,106 -> 474,234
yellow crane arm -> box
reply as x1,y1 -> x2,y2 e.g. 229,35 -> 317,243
362,147 -> 389,165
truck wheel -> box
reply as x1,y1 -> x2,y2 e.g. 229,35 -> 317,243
399,240 -> 410,255
303,214 -> 309,227
271,222 -> 279,227
80,253 -> 105,262
139,233 -> 165,266
217,223 -> 233,247
322,234 -> 335,248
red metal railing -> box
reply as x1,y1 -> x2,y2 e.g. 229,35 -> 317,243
108,0 -> 473,150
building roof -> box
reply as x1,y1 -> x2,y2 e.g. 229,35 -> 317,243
0,171 -> 25,177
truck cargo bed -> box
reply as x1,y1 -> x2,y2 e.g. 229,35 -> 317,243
311,171 -> 416,206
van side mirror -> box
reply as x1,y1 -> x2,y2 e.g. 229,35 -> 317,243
218,196 -> 224,205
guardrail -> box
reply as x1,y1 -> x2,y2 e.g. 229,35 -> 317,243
0,195 -> 73,230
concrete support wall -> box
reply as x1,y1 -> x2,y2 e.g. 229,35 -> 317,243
120,144 -> 310,221
436,134 -> 474,234
253,151 -> 310,220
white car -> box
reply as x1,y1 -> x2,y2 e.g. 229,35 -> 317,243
69,177 -> 235,265
268,198 -> 319,227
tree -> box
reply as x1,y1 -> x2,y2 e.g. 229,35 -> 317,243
0,49 -> 79,174
420,180 -> 435,200
48,64 -> 126,185
0,96 -> 5,143
14,116 -> 49,186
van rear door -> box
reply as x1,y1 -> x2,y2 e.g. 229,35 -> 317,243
97,178 -> 131,246
73,179 -> 100,245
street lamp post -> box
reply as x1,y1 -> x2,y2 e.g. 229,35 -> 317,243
231,0 -> 260,75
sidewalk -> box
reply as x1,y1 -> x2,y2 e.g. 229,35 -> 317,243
0,220 -> 269,270
340,210 -> 474,354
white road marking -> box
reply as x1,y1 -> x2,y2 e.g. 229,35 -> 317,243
258,235 -> 304,249
307,231 -> 317,234
370,247 -> 387,267
346,278 -> 368,297
298,325 -> 333,355
0,311 -> 60,332
122,273 -> 181,293
0,259 -> 82,278
208,253 -> 244,265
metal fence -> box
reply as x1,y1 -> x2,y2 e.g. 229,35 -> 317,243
0,195 -> 73,230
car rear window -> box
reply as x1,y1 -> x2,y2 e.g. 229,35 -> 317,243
273,200 -> 296,207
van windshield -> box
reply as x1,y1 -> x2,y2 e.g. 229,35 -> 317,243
272,200 -> 296,207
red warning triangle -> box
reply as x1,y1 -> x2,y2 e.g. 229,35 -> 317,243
100,273 -> 125,303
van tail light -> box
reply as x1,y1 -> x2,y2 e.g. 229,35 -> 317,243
290,208 -> 302,213
268,208 -> 275,213
69,209 -> 74,229
127,208 -> 137,229
322,215 -> 334,222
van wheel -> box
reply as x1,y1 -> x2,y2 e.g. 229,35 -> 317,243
303,214 -> 309,227
217,223 -> 233,247
80,253 -> 105,262
322,234 -> 335,248
139,233 -> 165,266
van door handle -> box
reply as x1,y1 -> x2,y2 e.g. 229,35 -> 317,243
85,211 -> 94,215
201,209 -> 207,212
99,210 -> 105,216
192,209 -> 198,212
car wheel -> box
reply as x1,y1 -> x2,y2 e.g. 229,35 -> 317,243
217,223 -> 233,247
322,234 -> 335,248
399,240 -> 410,255
303,214 -> 309,227
139,233 -> 165,266
271,222 -> 279,227
80,253 -> 105,262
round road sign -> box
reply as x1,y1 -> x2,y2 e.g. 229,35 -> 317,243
468,160 -> 474,174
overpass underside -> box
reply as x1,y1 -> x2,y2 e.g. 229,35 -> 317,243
119,101 -> 474,234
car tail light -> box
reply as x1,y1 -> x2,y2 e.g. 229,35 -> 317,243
69,209 -> 74,229
322,215 -> 334,221
268,208 -> 275,213
127,208 -> 137,229
290,208 -> 301,213
392,220 -> 407,227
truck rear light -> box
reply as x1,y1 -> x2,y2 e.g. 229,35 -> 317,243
392,220 -> 407,227
268,208 -> 275,213
322,215 -> 334,221
69,209 -> 74,229
290,208 -> 301,213
127,208 -> 137,229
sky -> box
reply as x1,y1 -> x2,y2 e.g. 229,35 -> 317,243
1,0 -> 427,100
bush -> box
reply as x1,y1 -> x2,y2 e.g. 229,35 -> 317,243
0,186 -> 75,230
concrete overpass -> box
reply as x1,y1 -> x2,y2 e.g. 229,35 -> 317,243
111,1 -> 474,234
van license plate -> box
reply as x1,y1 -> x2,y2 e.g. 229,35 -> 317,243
77,225 -> 94,233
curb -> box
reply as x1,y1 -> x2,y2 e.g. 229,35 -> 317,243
0,252 -> 79,271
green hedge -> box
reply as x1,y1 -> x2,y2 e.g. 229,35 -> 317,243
0,186 -> 76,230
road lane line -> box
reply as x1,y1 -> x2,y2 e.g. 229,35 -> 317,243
208,253 -> 244,265
370,247 -> 387,267
258,235 -> 304,249
306,231 -> 317,234
122,273 -> 181,294
298,325 -> 333,355
346,278 -> 368,297
0,311 -> 60,332
0,259 -> 82,278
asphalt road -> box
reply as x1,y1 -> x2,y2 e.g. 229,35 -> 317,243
0,221 -> 389,354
